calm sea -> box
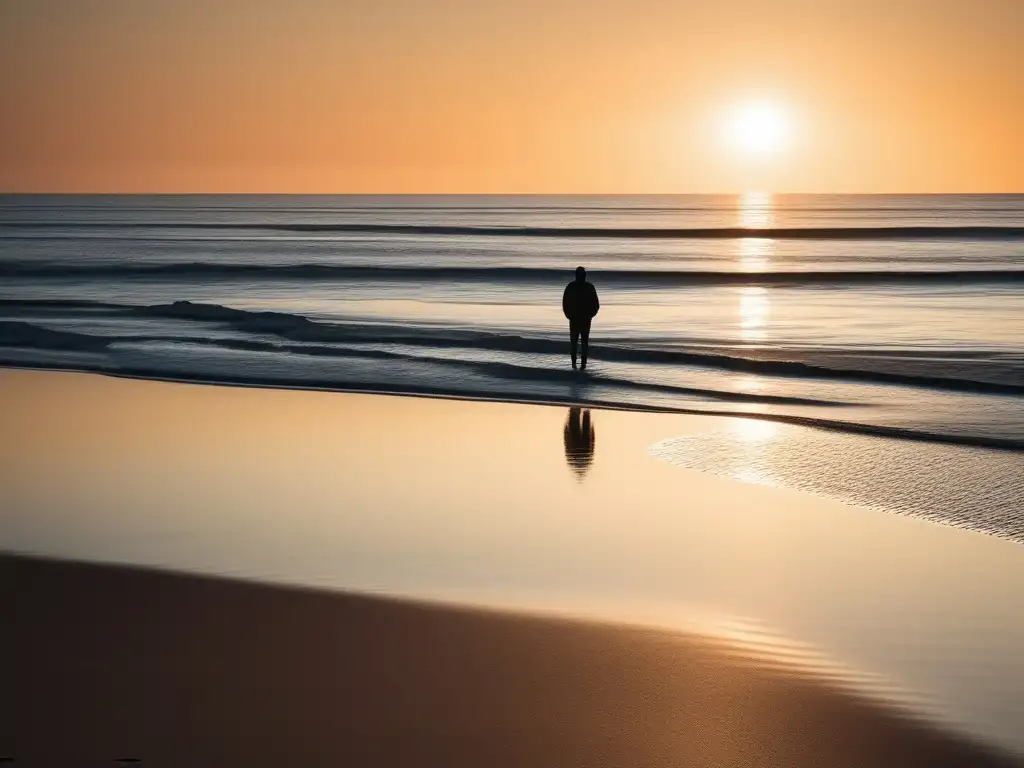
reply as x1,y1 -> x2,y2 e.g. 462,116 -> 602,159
1,193 -> 1022,454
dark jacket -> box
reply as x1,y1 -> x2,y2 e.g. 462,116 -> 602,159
562,280 -> 600,322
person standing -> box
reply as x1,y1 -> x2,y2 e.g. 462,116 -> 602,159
561,266 -> 600,370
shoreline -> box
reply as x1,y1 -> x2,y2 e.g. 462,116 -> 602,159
2,360 -> 1022,452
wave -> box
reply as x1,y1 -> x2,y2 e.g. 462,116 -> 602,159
0,320 -> 112,351
130,302 -> 1024,394
3,260 -> 1023,286
2,300 -> 1020,395
0,320 -> 847,409
2,221 -> 1024,240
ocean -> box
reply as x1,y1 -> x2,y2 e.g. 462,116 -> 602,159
1,194 -> 1023,529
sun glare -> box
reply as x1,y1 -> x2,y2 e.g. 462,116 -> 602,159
724,102 -> 791,156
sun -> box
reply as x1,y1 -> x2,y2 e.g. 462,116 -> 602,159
723,102 -> 792,156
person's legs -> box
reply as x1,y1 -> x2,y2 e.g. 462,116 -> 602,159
569,322 -> 580,369
579,319 -> 592,369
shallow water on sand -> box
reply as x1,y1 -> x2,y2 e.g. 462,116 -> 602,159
651,421 -> 1024,543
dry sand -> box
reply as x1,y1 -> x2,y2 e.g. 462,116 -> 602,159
2,553 -> 1018,768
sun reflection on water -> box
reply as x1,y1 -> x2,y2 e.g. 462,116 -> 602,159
737,192 -> 776,273
738,191 -> 774,229
738,286 -> 770,342
736,375 -> 766,393
738,238 -> 771,272
730,417 -> 779,443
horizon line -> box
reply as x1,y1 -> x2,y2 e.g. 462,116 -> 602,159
2,190 -> 1023,197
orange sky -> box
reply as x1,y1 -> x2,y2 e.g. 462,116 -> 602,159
1,0 -> 1022,193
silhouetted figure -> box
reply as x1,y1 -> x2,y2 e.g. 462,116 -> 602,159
562,266 -> 600,370
563,407 -> 596,481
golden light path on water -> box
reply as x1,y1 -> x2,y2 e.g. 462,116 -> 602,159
738,287 -> 770,342
735,193 -> 774,397
727,416 -> 778,486
738,191 -> 774,229
738,238 -> 772,271
737,191 -> 775,271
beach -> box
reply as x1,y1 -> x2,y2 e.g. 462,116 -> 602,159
5,0 -> 1024,759
2,367 -> 1023,765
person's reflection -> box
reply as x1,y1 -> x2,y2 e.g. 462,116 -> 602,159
563,407 -> 596,481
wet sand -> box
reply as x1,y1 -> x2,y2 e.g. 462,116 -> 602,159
1,552 -> 1018,768
1,367 -> 1023,765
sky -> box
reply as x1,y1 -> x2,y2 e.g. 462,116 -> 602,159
1,0 -> 1022,193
